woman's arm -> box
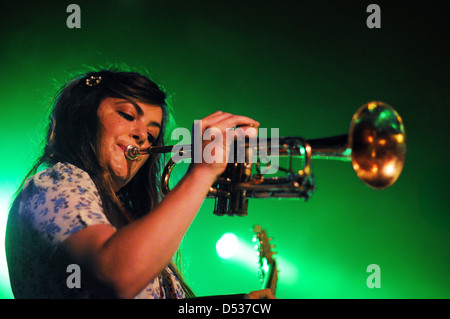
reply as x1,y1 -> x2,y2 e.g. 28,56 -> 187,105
59,112 -> 259,298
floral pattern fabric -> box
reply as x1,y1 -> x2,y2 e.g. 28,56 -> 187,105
5,162 -> 185,299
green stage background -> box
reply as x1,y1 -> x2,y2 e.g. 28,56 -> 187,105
0,0 -> 449,298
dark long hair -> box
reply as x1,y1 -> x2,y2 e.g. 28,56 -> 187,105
20,68 -> 194,298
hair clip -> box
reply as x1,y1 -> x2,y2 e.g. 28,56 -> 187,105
85,75 -> 102,87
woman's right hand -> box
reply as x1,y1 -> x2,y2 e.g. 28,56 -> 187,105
192,111 -> 259,179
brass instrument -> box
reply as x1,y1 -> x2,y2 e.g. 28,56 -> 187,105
125,101 -> 406,216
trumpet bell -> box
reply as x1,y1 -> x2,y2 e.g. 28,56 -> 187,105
349,102 -> 406,189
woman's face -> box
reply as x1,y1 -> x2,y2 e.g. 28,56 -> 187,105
97,97 -> 163,191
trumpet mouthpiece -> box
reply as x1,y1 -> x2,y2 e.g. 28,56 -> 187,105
125,145 -> 140,161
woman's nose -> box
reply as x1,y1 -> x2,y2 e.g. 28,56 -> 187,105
132,124 -> 147,146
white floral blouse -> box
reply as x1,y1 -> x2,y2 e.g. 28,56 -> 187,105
5,162 -> 186,299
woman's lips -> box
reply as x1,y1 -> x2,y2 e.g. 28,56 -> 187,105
118,145 -> 131,158
118,145 -> 127,152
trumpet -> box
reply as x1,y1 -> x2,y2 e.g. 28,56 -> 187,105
125,101 -> 406,216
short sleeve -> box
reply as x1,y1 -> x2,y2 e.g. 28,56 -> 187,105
20,162 -> 112,252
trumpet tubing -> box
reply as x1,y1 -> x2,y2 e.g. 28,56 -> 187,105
125,101 -> 406,216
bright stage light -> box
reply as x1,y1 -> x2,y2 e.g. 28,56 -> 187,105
216,233 -> 239,259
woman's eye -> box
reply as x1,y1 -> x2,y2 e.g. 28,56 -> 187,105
118,111 -> 134,121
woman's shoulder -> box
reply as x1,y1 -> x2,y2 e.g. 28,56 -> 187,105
21,162 -> 95,192
34,162 -> 92,184
19,162 -> 101,205
11,162 -> 109,243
